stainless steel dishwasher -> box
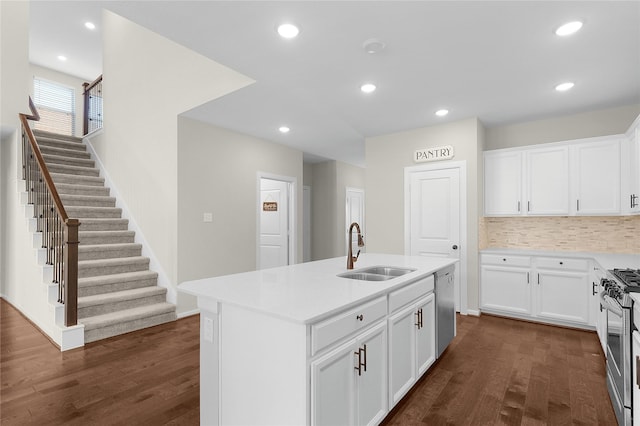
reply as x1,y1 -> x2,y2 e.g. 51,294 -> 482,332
435,266 -> 455,357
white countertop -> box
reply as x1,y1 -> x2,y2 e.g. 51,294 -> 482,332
481,248 -> 640,270
179,253 -> 457,324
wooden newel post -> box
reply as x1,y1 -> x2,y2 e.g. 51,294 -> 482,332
64,218 -> 80,326
82,82 -> 90,136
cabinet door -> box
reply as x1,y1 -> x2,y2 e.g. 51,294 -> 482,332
572,139 -> 621,215
525,146 -> 569,215
311,339 -> 355,426
484,151 -> 522,215
415,293 -> 436,376
633,331 -> 640,422
630,125 -> 640,214
535,271 -> 590,325
480,266 -> 531,315
388,303 -> 417,407
355,321 -> 387,426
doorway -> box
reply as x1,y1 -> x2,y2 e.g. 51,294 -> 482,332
257,173 -> 296,269
345,187 -> 365,255
404,162 -> 467,313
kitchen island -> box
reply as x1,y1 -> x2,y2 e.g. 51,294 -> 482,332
180,253 -> 457,426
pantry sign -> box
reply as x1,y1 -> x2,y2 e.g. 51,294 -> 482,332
414,145 -> 454,163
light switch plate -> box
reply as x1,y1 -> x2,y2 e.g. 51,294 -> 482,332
204,317 -> 214,343
203,212 -> 213,223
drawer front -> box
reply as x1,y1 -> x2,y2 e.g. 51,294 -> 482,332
311,296 -> 387,355
389,275 -> 434,313
536,257 -> 589,271
482,254 -> 531,267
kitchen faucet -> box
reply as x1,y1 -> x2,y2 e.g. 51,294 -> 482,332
347,222 -> 365,269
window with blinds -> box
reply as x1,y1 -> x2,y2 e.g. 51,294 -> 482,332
33,78 -> 76,136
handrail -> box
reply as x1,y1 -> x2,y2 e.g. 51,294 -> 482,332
83,74 -> 103,135
19,97 -> 79,327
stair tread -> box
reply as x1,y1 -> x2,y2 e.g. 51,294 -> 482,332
43,153 -> 94,166
78,270 -> 158,286
61,194 -> 116,202
78,286 -> 167,306
80,302 -> 175,330
79,243 -> 142,252
33,130 -> 83,143
39,145 -> 91,158
48,163 -> 99,175
79,256 -> 149,267
50,172 -> 104,183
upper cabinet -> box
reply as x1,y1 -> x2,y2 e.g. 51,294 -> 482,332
625,115 -> 640,214
484,135 -> 626,217
570,138 -> 621,215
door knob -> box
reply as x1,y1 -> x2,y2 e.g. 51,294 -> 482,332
452,245 -> 458,250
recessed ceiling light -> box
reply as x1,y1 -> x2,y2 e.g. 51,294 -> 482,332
57,55 -> 67,62
435,109 -> 449,117
555,21 -> 583,36
363,38 -> 386,54
85,22 -> 96,30
555,82 -> 575,92
360,83 -> 376,94
279,126 -> 290,134
277,23 -> 300,39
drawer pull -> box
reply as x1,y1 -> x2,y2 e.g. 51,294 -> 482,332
356,314 -> 363,321
559,261 -> 564,265
503,258 -> 506,262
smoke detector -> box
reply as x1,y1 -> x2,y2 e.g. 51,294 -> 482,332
363,38 -> 386,54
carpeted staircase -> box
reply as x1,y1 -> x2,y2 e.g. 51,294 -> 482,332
33,129 -> 176,343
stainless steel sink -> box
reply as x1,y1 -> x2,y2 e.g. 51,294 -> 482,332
337,272 -> 393,281
337,266 -> 416,281
359,266 -> 416,277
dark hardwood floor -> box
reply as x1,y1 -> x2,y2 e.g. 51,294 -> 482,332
1,299 -> 616,425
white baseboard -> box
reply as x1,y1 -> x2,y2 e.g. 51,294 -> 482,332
177,308 -> 200,319
466,309 -> 481,317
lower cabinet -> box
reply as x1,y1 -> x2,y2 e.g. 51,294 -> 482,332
311,320 -> 387,426
388,293 -> 435,407
480,252 -> 592,328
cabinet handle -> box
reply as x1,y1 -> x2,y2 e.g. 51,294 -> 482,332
576,199 -> 580,211
415,311 -> 421,329
354,348 -> 363,376
559,261 -> 564,265
527,201 -> 530,212
362,344 -> 367,373
356,314 -> 363,321
632,194 -> 638,209
527,272 -> 530,284
419,308 -> 424,329
517,201 -> 521,212
592,281 -> 598,296
537,274 -> 540,285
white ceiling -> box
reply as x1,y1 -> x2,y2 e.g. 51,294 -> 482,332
30,1 -> 640,167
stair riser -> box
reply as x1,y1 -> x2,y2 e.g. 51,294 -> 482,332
79,221 -> 129,231
79,234 -> 135,245
57,186 -> 110,197
37,139 -> 86,152
79,247 -> 142,261
78,293 -> 167,319
78,277 -> 157,297
47,164 -> 100,177
79,261 -> 149,278
33,130 -> 83,143
44,156 -> 95,168
65,208 -> 123,219
51,174 -> 104,187
84,312 -> 176,343
61,197 -> 116,207
40,146 -> 91,159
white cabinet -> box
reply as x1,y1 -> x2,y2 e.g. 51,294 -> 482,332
626,115 -> 640,214
571,138 -> 621,215
480,254 -> 532,315
311,320 -> 387,426
534,257 -> 590,325
484,151 -> 522,215
480,252 -> 592,328
593,266 -> 607,354
388,293 -> 435,407
484,135 -> 627,217
525,146 -> 570,215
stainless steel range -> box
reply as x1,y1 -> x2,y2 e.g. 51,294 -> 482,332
601,268 -> 640,426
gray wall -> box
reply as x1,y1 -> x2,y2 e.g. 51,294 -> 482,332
177,116 -> 304,313
365,118 -> 483,312
485,104 -> 640,150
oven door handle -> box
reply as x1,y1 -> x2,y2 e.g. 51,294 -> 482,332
601,292 -> 624,317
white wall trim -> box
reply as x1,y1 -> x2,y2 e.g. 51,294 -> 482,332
177,308 -> 200,319
84,132 -> 176,305
256,171 -> 297,268
404,160 -> 469,315
466,309 -> 481,317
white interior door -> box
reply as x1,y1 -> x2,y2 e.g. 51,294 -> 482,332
259,178 -> 290,269
407,166 -> 464,312
345,187 -> 365,255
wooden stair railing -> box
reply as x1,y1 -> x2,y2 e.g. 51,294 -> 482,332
20,97 -> 79,327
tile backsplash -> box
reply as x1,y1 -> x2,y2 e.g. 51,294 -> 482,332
480,216 -> 640,254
